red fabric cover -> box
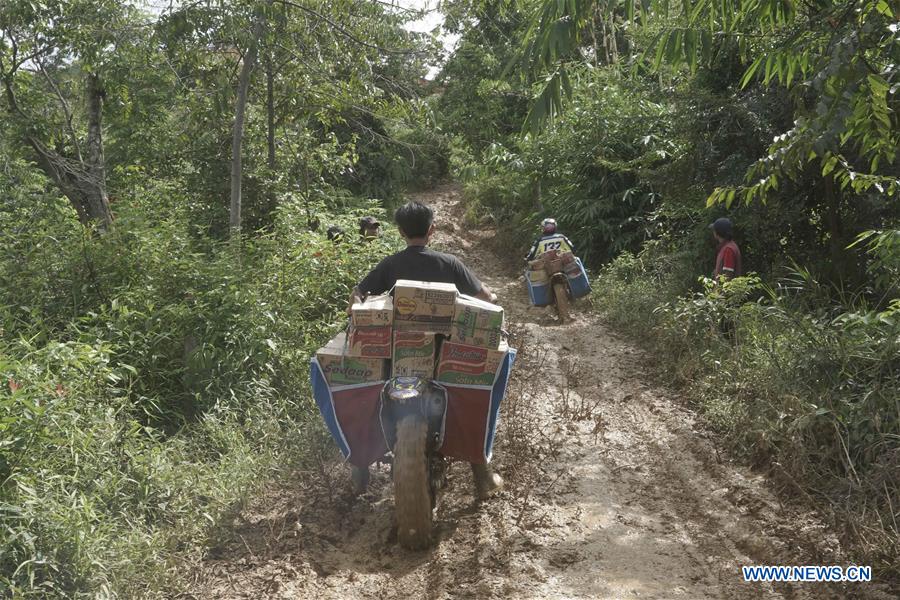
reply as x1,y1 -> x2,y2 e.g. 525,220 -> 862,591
440,385 -> 491,464
331,384 -> 388,467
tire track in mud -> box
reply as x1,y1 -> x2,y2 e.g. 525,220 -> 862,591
190,184 -> 891,600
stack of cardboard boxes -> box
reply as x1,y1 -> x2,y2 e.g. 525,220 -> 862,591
527,250 -> 577,283
348,294 -> 393,358
315,332 -> 390,385
391,280 -> 457,377
316,280 -> 508,386
436,294 -> 508,386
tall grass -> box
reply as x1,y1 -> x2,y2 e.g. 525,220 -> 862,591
594,251 -> 900,580
0,183 -> 398,597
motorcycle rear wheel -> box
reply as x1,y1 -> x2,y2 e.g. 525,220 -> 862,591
393,415 -> 433,550
553,281 -> 570,322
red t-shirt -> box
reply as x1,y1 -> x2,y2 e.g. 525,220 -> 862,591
714,240 -> 742,279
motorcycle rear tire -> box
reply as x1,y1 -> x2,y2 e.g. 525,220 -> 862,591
393,415 -> 433,550
553,281 -> 570,322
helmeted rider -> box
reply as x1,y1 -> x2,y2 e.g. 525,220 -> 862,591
525,218 -> 576,261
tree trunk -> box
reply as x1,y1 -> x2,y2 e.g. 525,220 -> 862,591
2,67 -> 113,229
608,13 -> 619,64
84,73 -> 113,226
230,14 -> 266,235
266,52 -> 276,171
823,172 -> 850,283
30,145 -> 111,228
532,177 -> 543,212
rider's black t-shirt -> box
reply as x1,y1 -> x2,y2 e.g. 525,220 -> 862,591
357,245 -> 483,297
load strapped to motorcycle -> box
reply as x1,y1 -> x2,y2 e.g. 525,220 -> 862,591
309,280 -> 516,548
524,249 -> 591,320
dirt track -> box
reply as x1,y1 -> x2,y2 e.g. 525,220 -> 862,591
192,185 -> 889,599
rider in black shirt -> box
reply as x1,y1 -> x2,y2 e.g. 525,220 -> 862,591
349,201 -> 501,498
351,202 -> 495,304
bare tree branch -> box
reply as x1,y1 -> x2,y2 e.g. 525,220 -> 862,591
273,0 -> 425,56
36,57 -> 84,163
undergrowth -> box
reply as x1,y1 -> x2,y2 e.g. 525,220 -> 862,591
0,182 -> 399,597
594,247 -> 900,582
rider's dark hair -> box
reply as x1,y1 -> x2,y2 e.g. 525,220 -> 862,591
394,201 -> 433,238
326,225 -> 345,242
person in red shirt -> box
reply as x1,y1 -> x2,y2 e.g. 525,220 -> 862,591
710,218 -> 742,280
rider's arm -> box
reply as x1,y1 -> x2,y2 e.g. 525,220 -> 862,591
476,284 -> 497,304
348,257 -> 390,314
450,256 -> 496,302
525,237 -> 540,262
346,287 -> 365,315
562,235 -> 576,254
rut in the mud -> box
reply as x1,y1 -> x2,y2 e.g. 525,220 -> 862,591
191,185 -> 889,600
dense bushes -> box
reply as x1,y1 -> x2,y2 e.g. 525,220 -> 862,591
0,1 -> 446,596
438,0 -> 899,577
595,247 -> 900,577
0,167 -> 398,596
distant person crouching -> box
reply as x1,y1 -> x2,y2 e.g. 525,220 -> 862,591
359,216 -> 381,241
327,225 -> 346,244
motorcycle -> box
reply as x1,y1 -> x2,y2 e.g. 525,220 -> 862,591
310,302 -> 517,552
380,376 -> 449,550
545,256 -> 572,322
525,250 -> 578,322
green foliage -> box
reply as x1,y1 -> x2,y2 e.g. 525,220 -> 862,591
853,229 -> 900,292
530,72 -> 674,262
515,0 -> 595,132
438,0 -> 531,155
451,70 -> 678,262
1,0 -> 441,235
0,183 -> 397,596
521,0 -> 900,207
595,245 -> 900,577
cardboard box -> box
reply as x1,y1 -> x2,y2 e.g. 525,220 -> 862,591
527,268 -> 549,285
316,333 -> 388,385
436,341 -> 509,386
451,325 -> 503,349
453,294 -> 504,331
393,280 -> 458,333
351,294 -> 393,327
563,260 -> 581,276
393,319 -> 452,335
392,331 -> 437,378
452,294 -> 504,348
559,251 -> 575,265
348,325 -> 392,358
546,258 -> 564,274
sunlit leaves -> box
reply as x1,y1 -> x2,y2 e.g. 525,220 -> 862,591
643,0 -> 900,207
520,0 -> 899,211
514,0 -> 602,132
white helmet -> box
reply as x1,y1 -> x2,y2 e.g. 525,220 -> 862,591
541,218 -> 557,233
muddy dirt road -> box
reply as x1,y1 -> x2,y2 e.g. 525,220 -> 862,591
193,185 -> 886,599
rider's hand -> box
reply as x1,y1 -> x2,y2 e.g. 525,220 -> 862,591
489,292 -> 498,303
347,289 -> 364,315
